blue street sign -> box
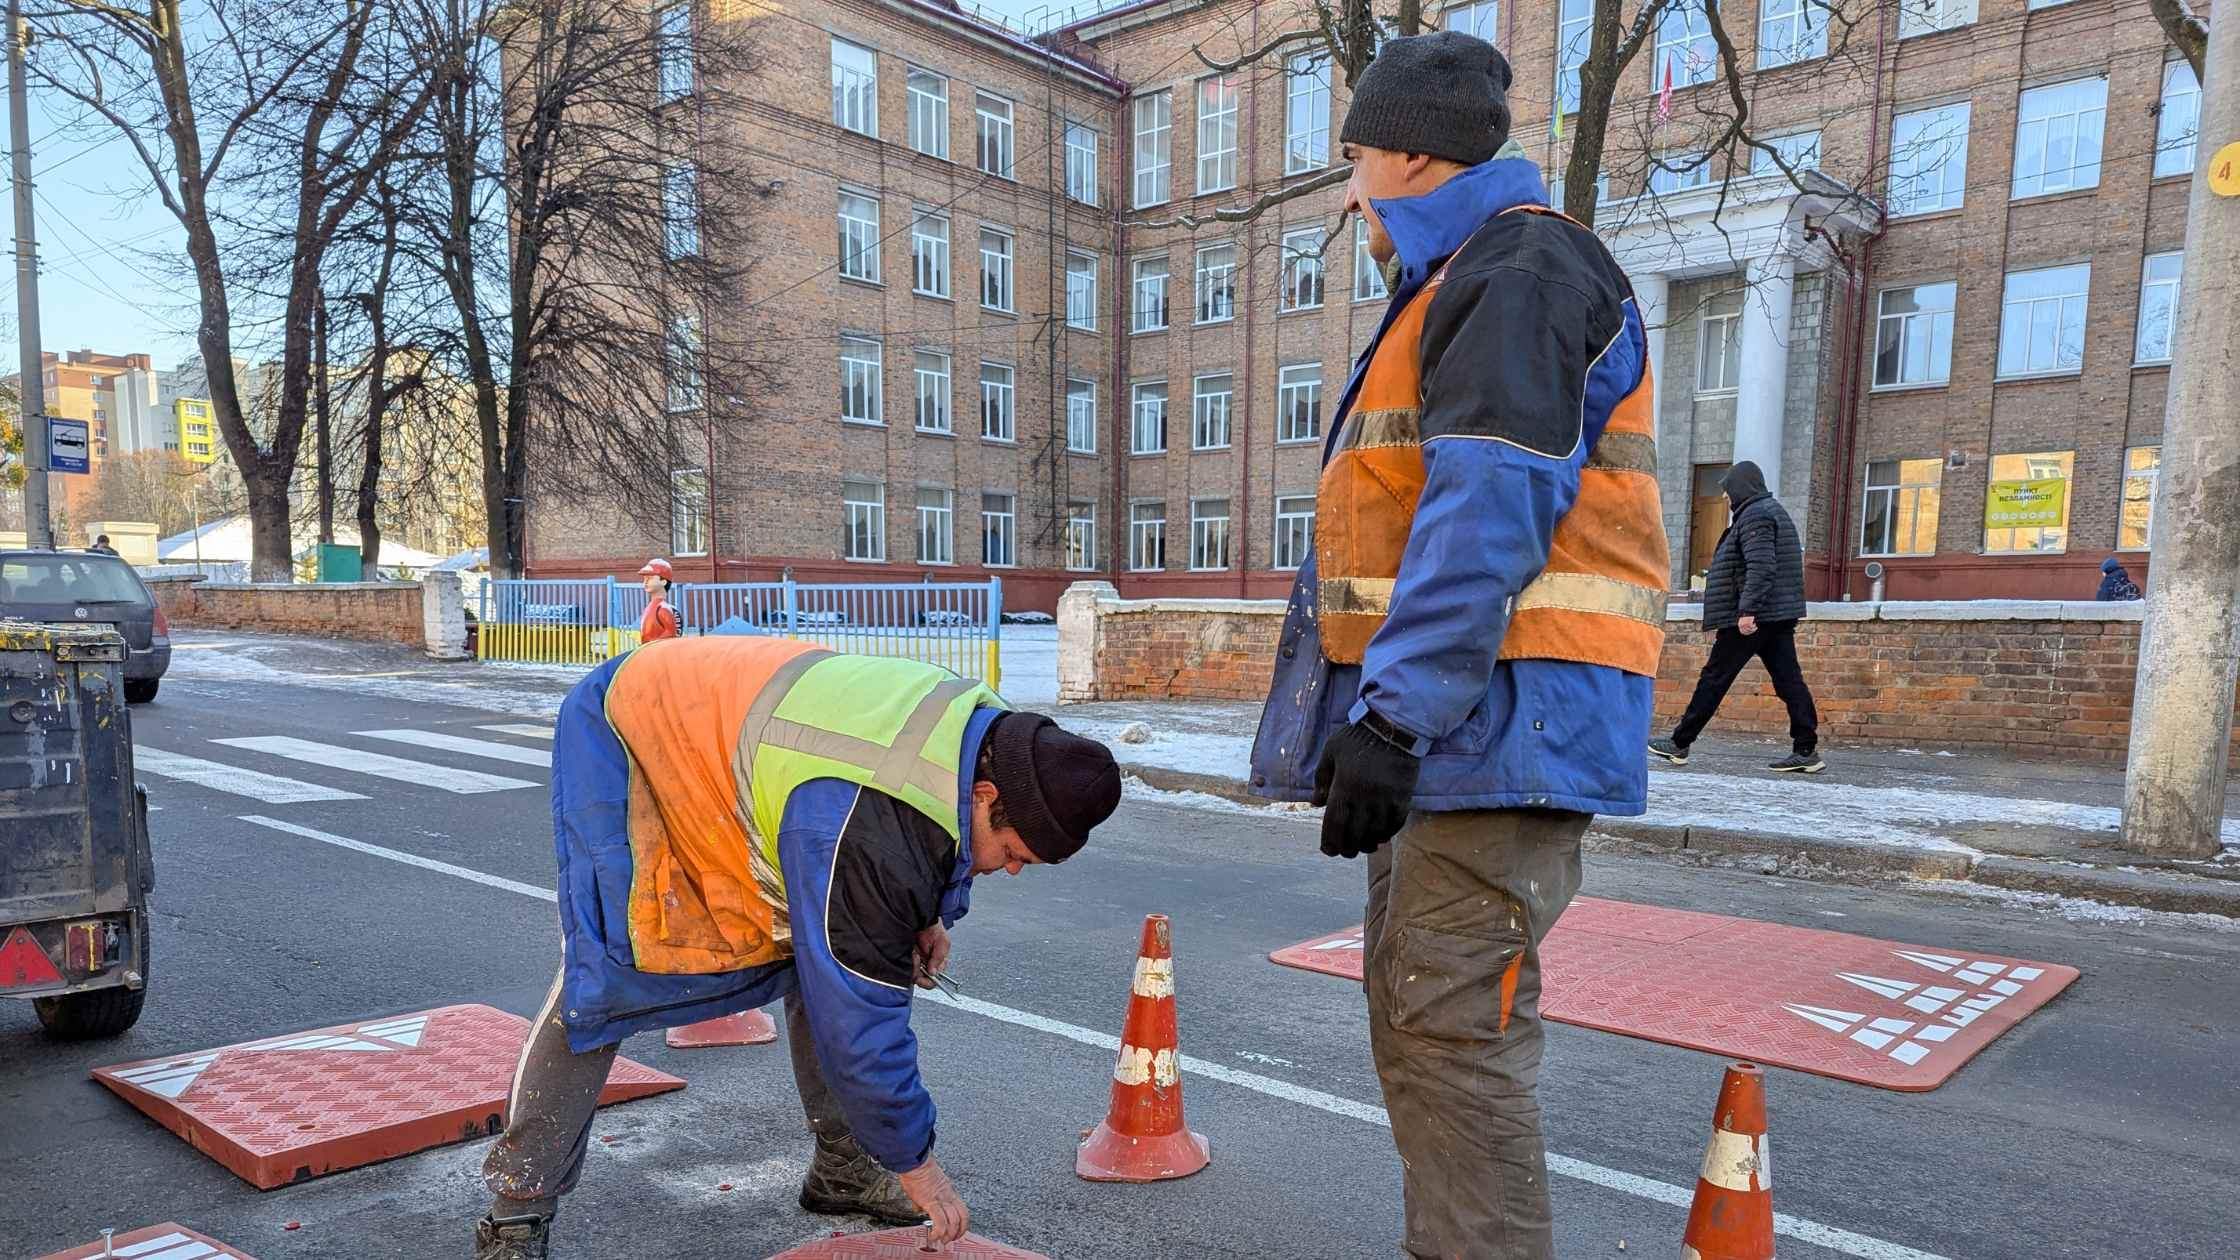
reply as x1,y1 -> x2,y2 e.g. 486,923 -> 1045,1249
49,417 -> 90,474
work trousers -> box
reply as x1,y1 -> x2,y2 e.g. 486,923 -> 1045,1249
1363,807 -> 1589,1260
482,972 -> 842,1215
1671,620 -> 1819,755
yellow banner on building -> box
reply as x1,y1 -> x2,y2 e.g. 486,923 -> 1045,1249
1984,478 -> 2069,529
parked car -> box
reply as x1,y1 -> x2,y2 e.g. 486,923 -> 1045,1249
0,549 -> 172,703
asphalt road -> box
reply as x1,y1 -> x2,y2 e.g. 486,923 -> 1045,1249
2,645 -> 2236,1259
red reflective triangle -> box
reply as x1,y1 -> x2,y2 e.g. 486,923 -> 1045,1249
0,926 -> 63,988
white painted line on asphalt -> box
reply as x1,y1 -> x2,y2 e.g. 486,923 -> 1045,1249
479,724 -> 556,740
238,816 -> 558,903
213,735 -> 537,794
357,728 -> 554,768
234,815 -> 1949,1260
135,747 -> 368,804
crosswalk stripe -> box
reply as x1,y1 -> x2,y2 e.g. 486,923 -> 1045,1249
478,723 -> 555,740
357,728 -> 553,768
212,736 -> 537,794
134,747 -> 367,804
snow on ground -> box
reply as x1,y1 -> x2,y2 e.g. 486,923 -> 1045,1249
168,640 -> 568,720
1912,879 -> 2240,931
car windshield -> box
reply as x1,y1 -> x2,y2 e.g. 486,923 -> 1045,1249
0,554 -> 149,605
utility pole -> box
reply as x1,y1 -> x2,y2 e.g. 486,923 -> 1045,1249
2122,10 -> 2240,859
6,0 -> 49,548
314,285 -> 333,547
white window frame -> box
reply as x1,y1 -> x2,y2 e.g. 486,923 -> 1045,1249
981,493 -> 1017,568
1996,263 -> 2091,379
907,67 -> 949,159
911,208 -> 949,298
914,350 -> 952,434
1196,74 -> 1240,193
2119,446 -> 2159,551
1133,91 -> 1172,208
665,310 -> 703,412
916,487 -> 955,565
980,227 -> 1014,313
656,3 -> 694,104
1131,382 -> 1168,454
979,360 -> 1015,442
1898,0 -> 1975,38
1066,379 -> 1097,454
1065,122 -> 1099,205
1696,291 -> 1742,394
1066,250 -> 1099,331
1982,450 -> 2074,554
1273,493 -> 1316,570
839,335 -> 884,426
1443,0 -> 1498,40
831,38 -> 878,137
976,92 -> 1015,179
664,164 -> 699,259
1192,373 -> 1234,450
1128,501 -> 1166,572
2155,60 -> 2202,178
2011,77 -> 2107,200
1888,103 -> 1970,217
2135,251 -> 2182,366
671,468 -> 709,557
1281,228 -> 1326,312
1285,55 -> 1331,175
1651,151 -> 1712,196
1064,502 -> 1098,572
837,189 -> 882,284
1756,0 -> 1825,67
1188,498 -> 1232,571
1858,457 -> 1941,558
1873,282 -> 1956,389
1132,255 -> 1170,332
1354,218 -> 1388,302
1277,363 -> 1322,443
1751,130 -> 1822,177
1556,0 -> 1591,113
1195,243 -> 1237,324
1655,1 -> 1717,91
843,479 -> 886,562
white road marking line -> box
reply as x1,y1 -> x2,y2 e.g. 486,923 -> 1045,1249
213,736 -> 536,794
134,747 -> 368,804
479,723 -> 556,740
237,815 -> 1952,1260
357,728 -> 554,768
237,816 -> 557,902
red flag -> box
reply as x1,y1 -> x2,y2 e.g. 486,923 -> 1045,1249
1657,56 -> 1675,122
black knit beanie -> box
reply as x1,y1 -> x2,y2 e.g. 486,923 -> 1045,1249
983,713 -> 1121,864
1339,31 -> 1513,166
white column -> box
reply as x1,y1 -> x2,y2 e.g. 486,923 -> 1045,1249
1630,272 -> 1669,439
1733,253 -> 1795,496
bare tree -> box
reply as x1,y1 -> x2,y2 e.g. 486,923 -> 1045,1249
2146,0 -> 2207,80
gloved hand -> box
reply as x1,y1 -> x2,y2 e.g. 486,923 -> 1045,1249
1312,716 -> 1421,859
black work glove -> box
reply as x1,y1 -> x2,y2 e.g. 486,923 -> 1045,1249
1312,716 -> 1421,860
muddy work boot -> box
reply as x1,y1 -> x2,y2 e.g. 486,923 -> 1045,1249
474,1212 -> 551,1259
798,1134 -> 930,1226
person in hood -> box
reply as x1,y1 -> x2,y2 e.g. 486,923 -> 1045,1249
2096,557 -> 2142,601
1649,460 -> 1823,773
1246,30 -> 1671,1260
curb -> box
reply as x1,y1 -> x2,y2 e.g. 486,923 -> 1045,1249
1116,760 -> 2240,918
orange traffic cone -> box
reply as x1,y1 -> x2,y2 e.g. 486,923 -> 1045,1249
1076,914 -> 1210,1182
667,1008 -> 779,1049
1681,1061 -> 1775,1260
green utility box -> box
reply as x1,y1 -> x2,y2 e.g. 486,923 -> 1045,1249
318,543 -> 364,582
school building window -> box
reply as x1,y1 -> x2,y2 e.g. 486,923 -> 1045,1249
1859,458 -> 1941,557
1982,450 -> 2074,554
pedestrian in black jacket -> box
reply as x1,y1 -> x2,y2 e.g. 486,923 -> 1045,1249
2095,558 -> 2142,602
1649,461 -> 1824,773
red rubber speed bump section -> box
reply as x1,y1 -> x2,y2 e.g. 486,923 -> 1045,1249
1077,913 -> 1210,1182
667,1008 -> 779,1048
92,1004 -> 683,1189
1270,898 -> 2078,1091
35,1222 -> 260,1259
767,1228 -> 1050,1258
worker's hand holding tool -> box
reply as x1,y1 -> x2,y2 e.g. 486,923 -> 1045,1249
913,923 -> 952,990
898,1155 -> 970,1245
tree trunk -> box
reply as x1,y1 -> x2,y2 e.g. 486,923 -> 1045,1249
357,346 -> 386,571
244,463 -> 295,583
315,289 -> 334,547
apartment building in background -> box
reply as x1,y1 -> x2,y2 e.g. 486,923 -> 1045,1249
525,0 -> 2205,608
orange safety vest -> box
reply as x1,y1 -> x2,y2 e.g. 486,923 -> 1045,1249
1315,205 -> 1670,675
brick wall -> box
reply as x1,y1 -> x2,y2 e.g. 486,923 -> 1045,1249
1057,580 -> 1281,701
149,577 -> 427,646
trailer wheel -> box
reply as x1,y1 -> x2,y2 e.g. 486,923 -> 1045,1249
35,985 -> 148,1039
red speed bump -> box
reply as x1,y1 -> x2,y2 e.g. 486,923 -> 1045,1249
766,1228 -> 1051,1259
1270,897 -> 2078,1091
93,1004 -> 683,1188
36,1223 -> 260,1259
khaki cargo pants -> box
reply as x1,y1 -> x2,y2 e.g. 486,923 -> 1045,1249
1363,807 -> 1589,1260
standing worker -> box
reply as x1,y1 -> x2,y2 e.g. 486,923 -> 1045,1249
1649,460 -> 1823,773
473,635 -> 1122,1258
1249,32 -> 1669,1260
638,557 -> 681,642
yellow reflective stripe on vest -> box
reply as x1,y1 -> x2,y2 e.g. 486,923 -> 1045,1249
1584,430 -> 1659,476
1341,407 -> 1422,451
1319,576 -> 1396,616
1512,571 -> 1668,624
734,649 -> 833,940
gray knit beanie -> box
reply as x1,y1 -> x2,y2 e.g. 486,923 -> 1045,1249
1339,31 -> 1513,166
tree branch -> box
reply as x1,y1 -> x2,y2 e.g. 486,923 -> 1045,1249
1123,164 -> 1350,230
2145,0 -> 2208,81
1194,27 -> 1326,74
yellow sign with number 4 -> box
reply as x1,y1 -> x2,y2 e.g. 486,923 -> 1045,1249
2212,142 -> 2240,197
